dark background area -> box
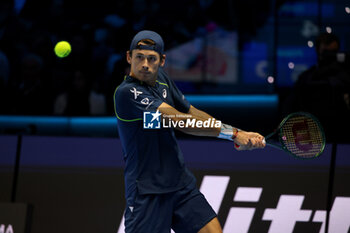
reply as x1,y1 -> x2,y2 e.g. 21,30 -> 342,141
0,0 -> 350,143
0,135 -> 349,233
0,2 -> 350,232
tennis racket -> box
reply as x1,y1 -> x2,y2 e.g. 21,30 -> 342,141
235,112 -> 326,159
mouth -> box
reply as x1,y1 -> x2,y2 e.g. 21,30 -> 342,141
139,71 -> 151,75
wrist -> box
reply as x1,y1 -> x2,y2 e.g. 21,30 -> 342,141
218,124 -> 239,141
232,128 -> 239,140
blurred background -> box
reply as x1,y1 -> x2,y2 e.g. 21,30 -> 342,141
1,1 -> 350,233
0,0 -> 350,141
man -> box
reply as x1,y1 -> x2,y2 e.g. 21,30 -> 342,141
114,30 -> 265,233
291,33 -> 350,142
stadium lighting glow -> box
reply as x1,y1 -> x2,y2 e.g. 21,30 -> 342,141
288,62 -> 295,69
267,76 -> 274,84
345,7 -> 350,14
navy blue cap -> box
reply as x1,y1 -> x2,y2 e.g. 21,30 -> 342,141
129,30 -> 164,55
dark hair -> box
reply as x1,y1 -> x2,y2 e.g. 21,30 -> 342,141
129,39 -> 164,60
315,33 -> 340,52
138,39 -> 156,46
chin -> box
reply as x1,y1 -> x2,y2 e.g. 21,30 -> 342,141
140,73 -> 155,81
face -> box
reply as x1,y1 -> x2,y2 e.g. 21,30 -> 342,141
127,49 -> 165,85
318,41 -> 339,65
318,41 -> 339,55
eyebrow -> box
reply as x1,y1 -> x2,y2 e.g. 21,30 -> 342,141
135,52 -> 157,57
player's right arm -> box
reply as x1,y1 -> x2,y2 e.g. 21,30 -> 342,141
157,102 -> 265,150
158,102 -> 220,137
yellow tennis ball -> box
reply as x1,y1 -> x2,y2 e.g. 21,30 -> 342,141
54,41 -> 71,58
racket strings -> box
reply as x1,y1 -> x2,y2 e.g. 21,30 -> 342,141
280,115 -> 324,158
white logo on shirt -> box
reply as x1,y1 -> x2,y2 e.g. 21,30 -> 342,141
145,100 -> 154,110
130,87 -> 143,99
162,89 -> 167,98
141,98 -> 149,105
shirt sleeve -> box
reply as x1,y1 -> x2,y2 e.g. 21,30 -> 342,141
159,68 -> 191,113
114,84 -> 163,121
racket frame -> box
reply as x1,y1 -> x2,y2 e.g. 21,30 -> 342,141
265,112 -> 326,159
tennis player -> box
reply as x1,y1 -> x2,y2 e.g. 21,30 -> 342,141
114,30 -> 265,233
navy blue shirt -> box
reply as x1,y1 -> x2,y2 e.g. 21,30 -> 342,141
114,68 -> 195,205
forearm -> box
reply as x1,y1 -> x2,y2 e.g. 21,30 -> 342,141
176,124 -> 221,137
173,106 -> 263,149
157,102 -> 265,149
159,103 -> 221,137
178,105 -> 221,136
187,105 -> 215,122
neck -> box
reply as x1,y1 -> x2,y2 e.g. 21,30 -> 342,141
129,72 -> 157,87
145,79 -> 156,86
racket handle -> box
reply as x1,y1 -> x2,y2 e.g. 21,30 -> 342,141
262,137 -> 283,151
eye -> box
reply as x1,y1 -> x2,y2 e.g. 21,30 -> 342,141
136,55 -> 144,60
148,56 -> 157,62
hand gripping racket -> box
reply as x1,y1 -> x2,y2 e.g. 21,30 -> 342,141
263,112 -> 326,159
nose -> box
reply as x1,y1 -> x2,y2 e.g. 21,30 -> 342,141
142,60 -> 149,71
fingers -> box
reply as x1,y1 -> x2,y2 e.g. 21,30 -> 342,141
252,133 -> 264,141
233,131 -> 265,151
249,137 -> 265,149
247,134 -> 265,150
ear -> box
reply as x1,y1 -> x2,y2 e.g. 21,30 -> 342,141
126,51 -> 132,64
160,54 -> 166,67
